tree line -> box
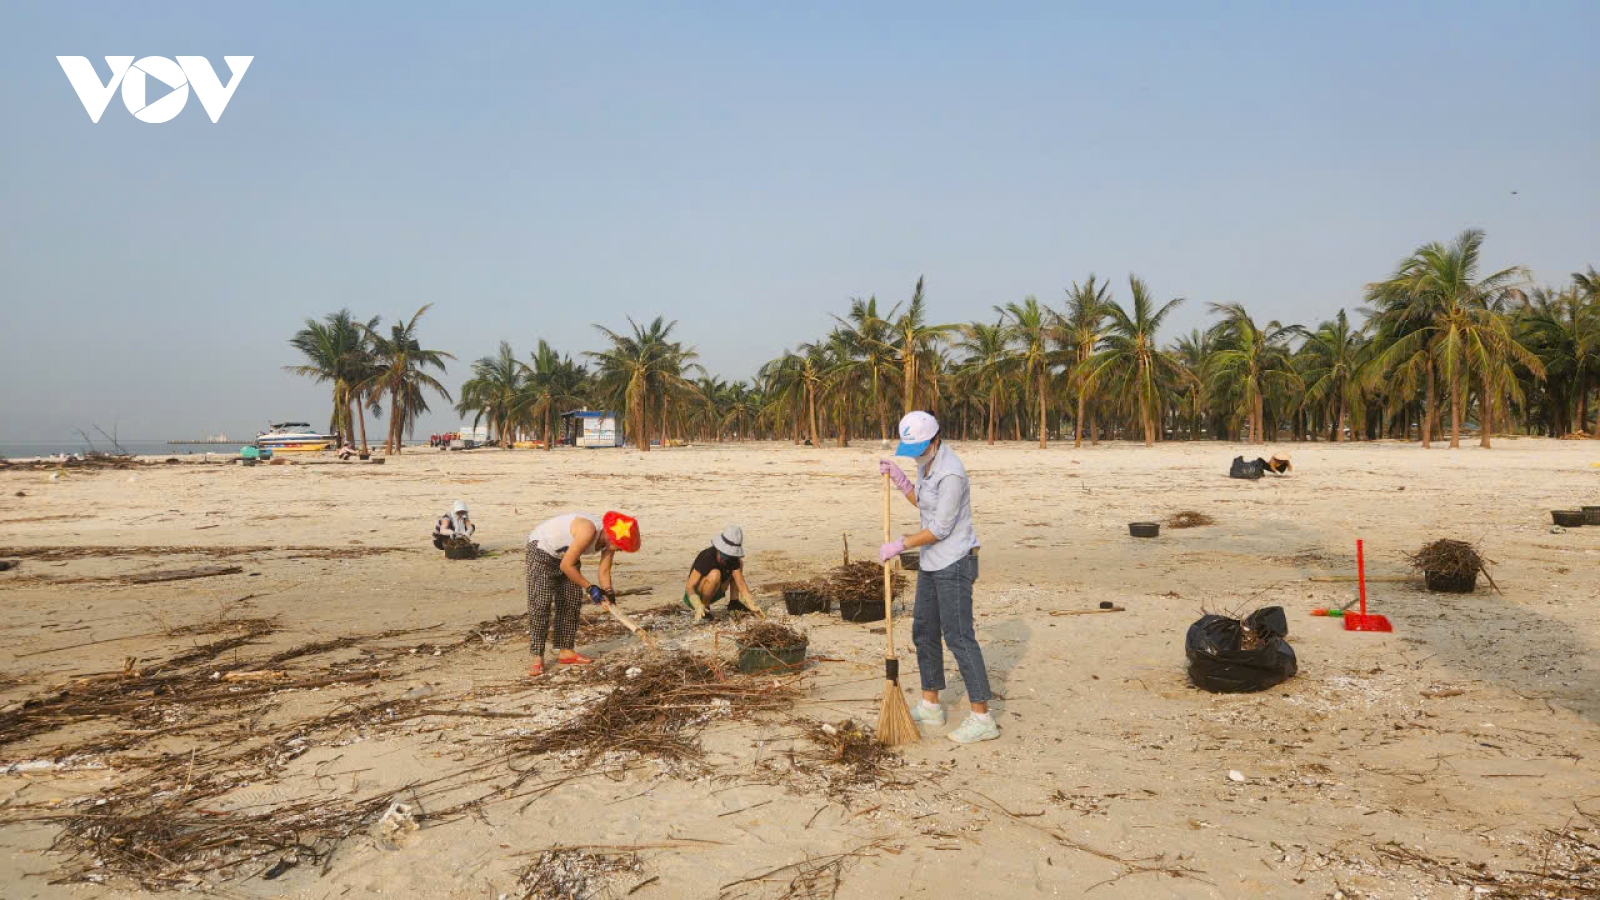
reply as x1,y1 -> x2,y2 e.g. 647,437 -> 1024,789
289,230 -> 1599,452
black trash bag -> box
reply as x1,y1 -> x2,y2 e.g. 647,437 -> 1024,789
1186,606 -> 1297,693
1229,456 -> 1265,479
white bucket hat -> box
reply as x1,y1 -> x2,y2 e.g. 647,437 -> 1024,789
712,525 -> 745,558
451,500 -> 468,516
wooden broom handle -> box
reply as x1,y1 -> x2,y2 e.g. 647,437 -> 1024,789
883,473 -> 895,658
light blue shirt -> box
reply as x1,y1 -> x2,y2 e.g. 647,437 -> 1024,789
915,442 -> 979,572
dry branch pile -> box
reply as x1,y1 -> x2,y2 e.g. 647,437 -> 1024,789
734,621 -> 807,652
164,616 -> 281,638
580,603 -> 685,642
818,562 -> 904,604
1371,813 -> 1599,898
510,653 -> 799,767
0,623 -> 451,757
518,847 -> 646,900
44,778 -> 401,889
0,545 -> 401,563
794,719 -> 902,797
1167,511 -> 1216,529
1407,539 -> 1486,578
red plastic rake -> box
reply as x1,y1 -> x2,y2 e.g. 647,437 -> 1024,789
1344,539 -> 1393,632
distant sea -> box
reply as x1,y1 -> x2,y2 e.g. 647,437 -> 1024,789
0,440 -> 247,459
0,440 -> 431,460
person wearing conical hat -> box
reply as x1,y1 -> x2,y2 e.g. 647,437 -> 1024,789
878,411 -> 998,744
524,510 -> 641,677
683,525 -> 765,622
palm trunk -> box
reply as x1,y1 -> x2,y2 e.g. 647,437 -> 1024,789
1479,372 -> 1493,448
356,401 -> 369,453
634,391 -> 649,452
1074,387 -> 1087,448
1449,369 -> 1464,449
387,385 -> 402,454
988,387 -> 998,445
903,356 -> 917,414
1142,406 -> 1155,447
1583,377 -> 1596,437
1335,403 -> 1345,443
1037,372 -> 1048,450
806,387 -> 819,447
544,406 -> 554,451
1252,391 -> 1265,445
874,373 -> 888,440
1422,366 -> 1434,448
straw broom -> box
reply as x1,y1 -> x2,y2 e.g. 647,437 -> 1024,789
877,473 -> 918,745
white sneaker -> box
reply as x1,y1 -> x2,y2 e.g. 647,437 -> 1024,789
948,714 -> 1000,744
910,702 -> 946,726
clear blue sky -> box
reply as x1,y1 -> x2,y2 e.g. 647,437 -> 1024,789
2,1 -> 1595,444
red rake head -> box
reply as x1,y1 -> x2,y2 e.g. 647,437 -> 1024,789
1343,613 -> 1393,633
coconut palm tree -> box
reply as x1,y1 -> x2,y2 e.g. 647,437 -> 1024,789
362,305 -> 454,454
818,330 -> 863,447
955,320 -> 1014,445
997,295 -> 1058,448
455,341 -> 524,447
758,348 -> 823,446
891,277 -> 956,414
832,296 -> 900,440
1061,276 -> 1111,447
1207,303 -> 1302,445
285,309 -> 377,449
516,340 -> 588,450
1172,329 -> 1219,440
1083,276 -> 1188,447
1298,310 -> 1368,442
688,375 -> 727,441
719,381 -> 762,442
588,316 -> 700,452
1366,230 -> 1539,448
1566,267 -> 1600,436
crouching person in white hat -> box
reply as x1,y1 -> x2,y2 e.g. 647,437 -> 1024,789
432,500 -> 475,552
878,411 -> 998,744
683,525 -> 765,622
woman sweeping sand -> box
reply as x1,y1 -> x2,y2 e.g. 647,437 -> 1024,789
879,411 -> 998,744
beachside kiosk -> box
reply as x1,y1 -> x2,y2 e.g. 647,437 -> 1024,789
563,410 -> 624,448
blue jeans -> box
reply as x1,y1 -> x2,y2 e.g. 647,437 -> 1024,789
911,553 -> 991,704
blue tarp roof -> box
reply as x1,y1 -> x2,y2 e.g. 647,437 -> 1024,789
562,410 -> 617,419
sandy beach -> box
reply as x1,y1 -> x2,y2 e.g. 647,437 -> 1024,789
1,440 -> 1597,899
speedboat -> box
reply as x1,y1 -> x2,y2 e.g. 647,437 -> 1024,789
256,422 -> 338,452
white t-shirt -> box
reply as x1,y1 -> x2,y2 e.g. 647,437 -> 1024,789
528,513 -> 604,557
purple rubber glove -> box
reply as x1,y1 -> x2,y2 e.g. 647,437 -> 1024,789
879,539 -> 905,563
879,459 -> 912,497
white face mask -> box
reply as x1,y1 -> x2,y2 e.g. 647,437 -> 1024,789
916,440 -> 938,467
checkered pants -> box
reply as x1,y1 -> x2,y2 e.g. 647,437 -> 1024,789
526,543 -> 583,656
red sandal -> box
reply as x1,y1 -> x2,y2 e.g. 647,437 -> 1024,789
527,659 -> 545,677
557,653 -> 594,666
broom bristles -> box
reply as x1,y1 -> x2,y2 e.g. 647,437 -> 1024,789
877,676 -> 919,746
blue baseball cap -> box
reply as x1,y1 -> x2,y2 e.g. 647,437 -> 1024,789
894,411 -> 940,457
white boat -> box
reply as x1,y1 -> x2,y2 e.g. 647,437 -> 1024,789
256,422 -> 338,452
